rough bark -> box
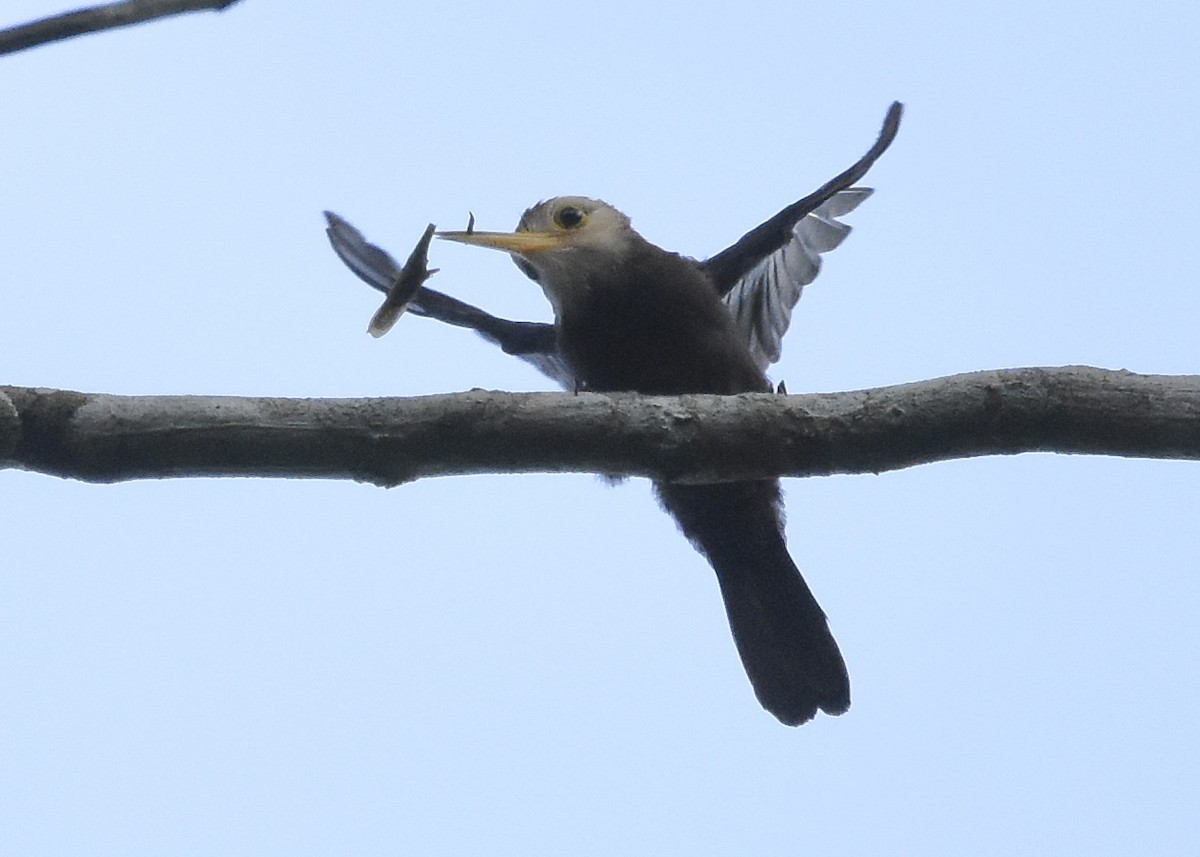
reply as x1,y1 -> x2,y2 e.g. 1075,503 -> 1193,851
3,366 -> 1198,487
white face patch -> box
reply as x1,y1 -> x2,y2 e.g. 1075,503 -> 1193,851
519,197 -> 633,244
513,197 -> 640,320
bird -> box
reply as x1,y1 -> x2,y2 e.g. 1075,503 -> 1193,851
326,102 -> 902,725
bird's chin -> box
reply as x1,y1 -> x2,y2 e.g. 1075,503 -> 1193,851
512,256 -> 541,282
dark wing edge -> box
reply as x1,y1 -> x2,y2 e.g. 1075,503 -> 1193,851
701,101 -> 903,369
323,211 -> 572,388
719,188 -> 871,370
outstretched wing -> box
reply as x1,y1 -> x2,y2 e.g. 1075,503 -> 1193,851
324,212 -> 572,387
324,102 -> 903,384
716,188 -> 871,370
701,102 -> 903,369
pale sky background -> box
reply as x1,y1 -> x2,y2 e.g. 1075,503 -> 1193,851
3,2 -> 1199,854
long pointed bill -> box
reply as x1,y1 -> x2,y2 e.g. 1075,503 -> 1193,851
437,230 -> 566,254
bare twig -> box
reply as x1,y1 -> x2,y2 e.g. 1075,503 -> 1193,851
0,0 -> 240,57
3,367 -> 1198,486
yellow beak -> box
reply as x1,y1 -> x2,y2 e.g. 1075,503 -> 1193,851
436,229 -> 567,254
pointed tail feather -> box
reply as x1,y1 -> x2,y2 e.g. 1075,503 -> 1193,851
656,480 -> 849,725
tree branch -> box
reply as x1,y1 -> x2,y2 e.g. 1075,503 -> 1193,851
0,0 -> 240,57
3,367 -> 1198,487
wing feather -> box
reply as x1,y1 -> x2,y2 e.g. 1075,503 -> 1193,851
323,212 -> 572,387
720,188 -> 871,370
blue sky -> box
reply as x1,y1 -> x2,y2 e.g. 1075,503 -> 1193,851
3,2 -> 1199,854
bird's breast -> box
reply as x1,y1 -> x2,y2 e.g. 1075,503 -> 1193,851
551,253 -> 769,396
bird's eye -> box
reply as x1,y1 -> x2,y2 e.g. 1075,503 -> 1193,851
554,205 -> 586,230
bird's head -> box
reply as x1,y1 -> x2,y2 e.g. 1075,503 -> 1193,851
438,197 -> 637,305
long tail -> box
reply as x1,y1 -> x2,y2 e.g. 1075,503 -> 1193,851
656,479 -> 849,726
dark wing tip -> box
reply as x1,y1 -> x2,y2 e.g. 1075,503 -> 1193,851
879,101 -> 904,150
702,100 -> 904,295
